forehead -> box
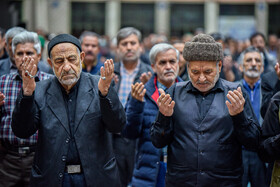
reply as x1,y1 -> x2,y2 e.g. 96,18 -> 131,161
253,35 -> 264,42
188,61 -> 217,69
82,36 -> 98,43
51,43 -> 78,57
119,34 -> 139,43
244,51 -> 261,59
173,43 -> 184,51
15,42 -> 36,52
156,49 -> 177,60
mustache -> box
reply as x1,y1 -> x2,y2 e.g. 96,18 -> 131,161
248,66 -> 258,72
61,69 -> 77,77
164,70 -> 175,75
196,81 -> 211,84
86,51 -> 95,56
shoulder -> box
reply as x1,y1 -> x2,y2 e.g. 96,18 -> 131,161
220,78 -> 240,90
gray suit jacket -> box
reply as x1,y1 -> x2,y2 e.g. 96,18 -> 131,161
12,72 -> 125,187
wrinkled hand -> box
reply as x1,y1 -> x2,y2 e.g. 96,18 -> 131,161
140,71 -> 152,84
226,87 -> 245,116
131,82 -> 146,102
22,56 -> 37,96
98,59 -> 114,96
0,92 -> 5,106
157,88 -> 175,117
275,63 -> 280,80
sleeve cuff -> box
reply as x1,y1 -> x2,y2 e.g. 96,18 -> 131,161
231,111 -> 246,127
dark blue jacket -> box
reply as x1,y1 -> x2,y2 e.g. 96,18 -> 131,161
123,74 -> 182,187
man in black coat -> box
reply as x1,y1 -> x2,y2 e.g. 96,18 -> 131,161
11,34 -> 126,187
150,34 -> 260,186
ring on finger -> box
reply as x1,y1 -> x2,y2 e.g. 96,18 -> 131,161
101,76 -> 106,80
25,70 -> 34,78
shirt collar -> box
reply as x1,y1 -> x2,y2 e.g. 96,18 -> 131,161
242,79 -> 261,90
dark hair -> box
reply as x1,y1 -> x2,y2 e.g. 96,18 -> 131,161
250,32 -> 266,43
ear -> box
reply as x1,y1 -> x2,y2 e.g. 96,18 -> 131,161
151,63 -> 156,73
80,51 -> 85,62
239,64 -> 243,73
218,61 -> 222,73
47,58 -> 53,68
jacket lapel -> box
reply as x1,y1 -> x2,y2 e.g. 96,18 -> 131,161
74,73 -> 95,133
46,78 -> 70,135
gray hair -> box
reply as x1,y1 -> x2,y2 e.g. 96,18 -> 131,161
12,31 -> 41,54
238,46 -> 264,65
79,31 -> 100,45
149,43 -> 180,65
117,27 -> 141,45
5,27 -> 26,40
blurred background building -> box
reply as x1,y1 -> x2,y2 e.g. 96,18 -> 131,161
0,0 -> 279,39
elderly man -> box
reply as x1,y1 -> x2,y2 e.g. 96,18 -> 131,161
79,31 -> 103,75
113,27 -> 153,187
122,43 -> 182,186
150,34 -> 260,186
0,31 -> 51,186
11,34 -> 126,187
0,27 -> 51,76
238,46 -> 266,187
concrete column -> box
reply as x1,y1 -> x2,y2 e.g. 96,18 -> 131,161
47,0 -> 70,34
22,0 -> 34,30
155,0 -> 170,36
34,0 -> 49,32
255,1 -> 268,36
204,0 -> 219,34
105,0 -> 121,39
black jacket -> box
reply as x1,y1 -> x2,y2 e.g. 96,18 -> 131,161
150,79 -> 260,186
12,73 -> 126,187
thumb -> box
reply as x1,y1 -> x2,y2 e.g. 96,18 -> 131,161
237,86 -> 242,94
158,88 -> 165,95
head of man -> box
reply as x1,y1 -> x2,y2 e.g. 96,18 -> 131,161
0,28 -> 6,56
79,31 -> 100,65
268,34 -> 278,49
12,31 -> 41,76
172,42 -> 187,70
150,43 -> 179,88
250,32 -> 266,52
183,34 -> 223,95
239,46 -> 263,80
5,27 -> 26,63
47,34 -> 85,91
117,27 -> 142,64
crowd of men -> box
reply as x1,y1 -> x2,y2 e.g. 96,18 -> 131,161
0,25 -> 280,187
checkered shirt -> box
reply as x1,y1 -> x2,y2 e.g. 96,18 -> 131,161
118,61 -> 140,107
0,71 -> 52,146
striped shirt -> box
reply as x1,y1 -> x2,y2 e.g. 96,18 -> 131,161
118,61 -> 140,107
0,71 -> 52,146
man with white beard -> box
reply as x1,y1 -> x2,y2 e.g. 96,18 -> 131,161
150,34 -> 260,186
238,46 -> 267,187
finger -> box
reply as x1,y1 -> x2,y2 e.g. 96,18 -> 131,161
169,100 -> 175,109
100,66 -> 105,78
107,59 -> 113,75
225,100 -> 232,109
158,88 -> 165,95
164,96 -> 172,106
140,88 -> 146,97
29,63 -> 37,77
137,84 -> 145,95
161,94 -> 171,104
227,92 -> 236,105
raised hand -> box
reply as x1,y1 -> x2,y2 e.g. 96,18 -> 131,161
275,62 -> 280,80
0,92 -> 5,106
226,87 -> 245,116
22,56 -> 37,96
131,82 -> 146,102
140,71 -> 152,84
157,88 -> 175,117
98,59 -> 114,96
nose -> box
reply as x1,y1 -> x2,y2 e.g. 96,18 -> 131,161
126,43 -> 132,50
198,74 -> 206,82
63,62 -> 71,72
251,59 -> 257,66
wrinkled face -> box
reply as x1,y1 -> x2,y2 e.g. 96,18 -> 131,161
118,34 -> 142,63
48,43 -> 84,87
81,36 -> 99,63
173,43 -> 186,69
251,35 -> 265,52
6,38 -> 14,62
188,61 -> 222,94
14,43 -> 41,74
242,51 -> 263,78
152,49 -> 179,88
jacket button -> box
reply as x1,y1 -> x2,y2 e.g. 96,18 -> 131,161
65,138 -> 70,143
62,156 -> 66,162
59,172 -> 63,178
